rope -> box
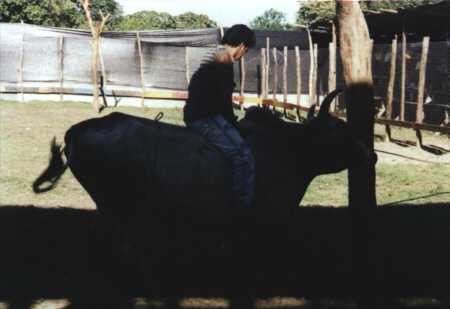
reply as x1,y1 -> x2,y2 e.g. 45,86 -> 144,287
374,149 -> 450,165
383,192 -> 450,206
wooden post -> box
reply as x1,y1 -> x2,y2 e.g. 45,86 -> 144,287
313,43 -> 318,106
99,36 -> 107,88
19,28 -> 25,103
329,23 -> 337,111
266,37 -> 270,98
283,46 -> 288,116
136,32 -> 146,108
261,48 -> 266,101
385,35 -> 398,142
185,46 -> 191,84
415,36 -> 430,149
272,48 -> 278,103
295,46 -> 301,108
400,32 -> 407,122
336,1 -> 378,306
239,55 -> 246,109
58,36 -> 65,102
307,29 -> 314,107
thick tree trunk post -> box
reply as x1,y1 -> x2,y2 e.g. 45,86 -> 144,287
400,32 -> 407,122
239,55 -> 246,110
307,30 -> 314,107
385,35 -> 398,142
136,32 -> 146,108
283,46 -> 288,116
336,1 -> 378,307
329,23 -> 337,111
415,36 -> 430,149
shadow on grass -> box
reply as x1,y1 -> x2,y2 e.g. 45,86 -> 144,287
0,204 -> 450,308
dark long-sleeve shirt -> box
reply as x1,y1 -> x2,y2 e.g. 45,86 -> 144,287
183,59 -> 237,127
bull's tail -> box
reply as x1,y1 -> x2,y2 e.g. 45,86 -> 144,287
32,137 -> 69,193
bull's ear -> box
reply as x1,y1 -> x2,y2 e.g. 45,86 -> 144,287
307,104 -> 316,121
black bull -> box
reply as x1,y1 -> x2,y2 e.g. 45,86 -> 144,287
33,89 -> 369,217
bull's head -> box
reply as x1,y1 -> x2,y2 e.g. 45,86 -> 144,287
305,89 -> 376,175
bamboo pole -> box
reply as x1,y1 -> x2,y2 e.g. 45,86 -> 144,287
329,23 -> 337,111
272,48 -> 278,103
136,31 -> 146,108
58,36 -> 65,102
295,46 -> 301,108
415,36 -> 430,149
385,35 -> 398,142
400,32 -> 407,122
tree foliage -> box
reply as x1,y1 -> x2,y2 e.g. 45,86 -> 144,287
250,9 -> 291,31
297,0 -> 440,26
114,11 -> 217,31
0,0 -> 122,29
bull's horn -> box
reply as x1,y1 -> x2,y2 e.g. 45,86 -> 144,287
318,88 -> 344,117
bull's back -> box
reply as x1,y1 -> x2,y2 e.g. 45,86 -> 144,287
64,112 -> 231,215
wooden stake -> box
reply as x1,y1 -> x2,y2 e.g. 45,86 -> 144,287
307,29 -> 314,107
416,36 -> 430,149
385,35 -> 398,142
261,48 -> 266,100
58,36 -> 64,102
295,46 -> 301,108
136,31 -> 146,108
272,48 -> 278,102
266,38 -> 270,98
19,29 -> 25,103
283,46 -> 288,116
400,32 -> 407,122
313,43 -> 318,106
239,55 -> 246,108
185,46 -> 191,84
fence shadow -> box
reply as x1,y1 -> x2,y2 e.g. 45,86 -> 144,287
0,204 -> 450,308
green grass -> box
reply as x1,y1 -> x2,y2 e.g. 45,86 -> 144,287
0,100 -> 449,208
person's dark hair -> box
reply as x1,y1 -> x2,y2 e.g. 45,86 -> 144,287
221,24 -> 256,48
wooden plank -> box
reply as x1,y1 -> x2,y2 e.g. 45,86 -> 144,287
136,32 -> 146,107
58,36 -> 64,102
385,35 -> 398,142
295,46 -> 301,107
400,32 -> 407,122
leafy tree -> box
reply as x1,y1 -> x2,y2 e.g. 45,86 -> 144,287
175,12 -> 217,29
0,0 -> 122,29
297,0 -> 439,26
250,9 -> 292,31
114,11 -> 177,31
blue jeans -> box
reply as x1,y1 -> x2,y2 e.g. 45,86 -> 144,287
188,115 -> 255,208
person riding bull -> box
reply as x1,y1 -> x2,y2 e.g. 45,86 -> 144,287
183,24 -> 256,208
